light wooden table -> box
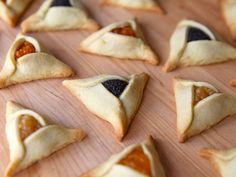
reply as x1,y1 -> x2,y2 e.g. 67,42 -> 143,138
0,0 -> 236,177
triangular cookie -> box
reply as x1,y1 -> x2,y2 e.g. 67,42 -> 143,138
220,0 -> 236,40
0,34 -> 74,89
21,0 -> 100,33
201,148 -> 236,177
5,101 -> 86,177
80,136 -> 166,177
102,0 -> 164,13
80,19 -> 159,65
0,0 -> 32,26
174,78 -> 236,142
164,20 -> 236,72
63,73 -> 149,140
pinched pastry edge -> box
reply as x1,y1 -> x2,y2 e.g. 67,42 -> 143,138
102,0 -> 164,13
220,0 -> 236,40
174,78 -> 236,142
21,0 -> 100,33
80,19 -> 159,65
200,148 -> 236,177
0,34 -> 74,89
5,101 -> 86,177
0,0 -> 32,26
63,72 -> 149,141
80,136 -> 166,177
164,19 -> 236,72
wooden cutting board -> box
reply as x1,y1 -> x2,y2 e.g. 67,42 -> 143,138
0,0 -> 236,177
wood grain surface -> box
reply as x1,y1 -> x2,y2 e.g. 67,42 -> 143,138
0,0 -> 236,177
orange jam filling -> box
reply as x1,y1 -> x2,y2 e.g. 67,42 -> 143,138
15,41 -> 36,60
19,115 -> 42,140
119,146 -> 151,176
111,26 -> 136,37
194,86 -> 216,105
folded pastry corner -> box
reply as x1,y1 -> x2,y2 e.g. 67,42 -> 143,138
63,72 -> 149,140
164,19 -> 236,72
21,0 -> 100,33
220,0 -> 236,40
80,19 -> 159,65
0,34 -> 74,89
80,136 -> 166,177
0,0 -> 32,26
5,100 -> 86,177
102,0 -> 164,13
200,148 -> 236,177
174,78 -> 236,143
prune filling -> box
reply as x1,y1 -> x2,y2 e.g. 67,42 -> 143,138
187,27 -> 211,42
102,79 -> 128,97
51,0 -> 72,7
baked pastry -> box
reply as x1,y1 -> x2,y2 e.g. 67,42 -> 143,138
80,136 -> 166,177
80,19 -> 159,65
174,78 -> 236,143
0,34 -> 74,89
63,73 -> 149,140
5,101 -> 86,177
164,20 -> 236,72
21,0 -> 100,33
229,79 -> 236,87
0,0 -> 32,26
220,0 -> 236,40
102,0 -> 164,13
201,148 -> 236,177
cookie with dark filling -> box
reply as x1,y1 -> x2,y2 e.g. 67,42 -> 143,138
63,73 -> 149,140
163,19 -> 236,72
21,0 -> 99,33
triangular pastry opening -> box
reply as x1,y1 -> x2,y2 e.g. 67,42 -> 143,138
80,19 -> 159,65
21,0 -> 100,33
80,136 -> 166,177
187,27 -> 211,42
63,73 -> 149,140
164,19 -> 236,72
18,114 -> 43,141
102,79 -> 128,97
0,34 -> 74,88
119,146 -> 152,176
193,86 -> 216,105
111,25 -> 137,37
174,78 -> 236,143
5,101 -> 86,177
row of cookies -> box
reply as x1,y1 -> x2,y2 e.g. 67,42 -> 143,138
1,0 -> 236,177
1,1 -> 236,77
1,34 -> 236,177
4,76 -> 236,177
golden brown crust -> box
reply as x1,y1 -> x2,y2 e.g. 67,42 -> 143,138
200,149 -> 221,175
0,0 -> 33,27
229,79 -> 236,87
